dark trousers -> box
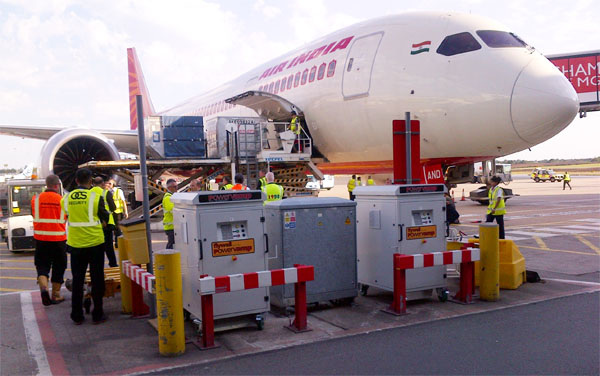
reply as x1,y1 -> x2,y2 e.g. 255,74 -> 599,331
563,180 -> 571,190
113,213 -> 123,248
165,229 -> 175,249
34,240 -> 67,283
70,244 -> 105,322
103,225 -> 118,267
349,192 -> 355,201
486,214 -> 505,239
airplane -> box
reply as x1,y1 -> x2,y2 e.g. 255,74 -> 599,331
0,11 -> 579,190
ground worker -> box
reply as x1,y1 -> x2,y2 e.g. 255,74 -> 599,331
290,115 -> 302,152
258,170 -> 267,190
261,172 -> 284,205
347,174 -> 357,201
189,179 -> 200,192
107,179 -> 128,248
485,176 -> 506,239
231,173 -> 248,190
220,176 -> 233,190
357,176 -> 362,187
563,171 -> 572,190
367,176 -> 375,186
31,174 -> 67,306
61,168 -> 110,325
91,177 -> 118,267
163,179 -> 177,249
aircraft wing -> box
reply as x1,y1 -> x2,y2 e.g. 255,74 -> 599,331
0,125 -> 140,154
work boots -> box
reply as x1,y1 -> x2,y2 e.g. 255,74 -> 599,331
37,276 -> 52,306
52,282 -> 65,303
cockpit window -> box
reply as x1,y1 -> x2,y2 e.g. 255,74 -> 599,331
476,30 -> 527,48
436,32 -> 482,56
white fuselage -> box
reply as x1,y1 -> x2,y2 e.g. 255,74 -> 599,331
161,12 -> 578,165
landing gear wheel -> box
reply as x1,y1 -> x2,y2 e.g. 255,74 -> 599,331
437,288 -> 449,302
359,284 -> 369,296
255,314 -> 265,330
84,297 -> 92,314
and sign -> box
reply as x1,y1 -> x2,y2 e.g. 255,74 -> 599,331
422,164 -> 445,184
548,51 -> 600,111
212,239 -> 255,257
406,225 -> 437,240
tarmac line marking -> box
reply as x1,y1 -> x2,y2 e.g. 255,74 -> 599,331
564,225 -> 600,231
518,245 -> 598,256
576,218 -> 600,223
0,289 -> 37,296
544,278 -> 600,286
0,259 -> 35,263
534,227 -> 594,234
505,235 -> 527,241
0,267 -> 71,271
505,230 -> 557,238
0,276 -> 37,280
20,292 -> 52,376
575,235 -> 600,255
533,237 -> 549,250
0,287 -> 30,292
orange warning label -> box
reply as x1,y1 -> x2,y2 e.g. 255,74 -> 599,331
406,225 -> 437,240
212,239 -> 255,257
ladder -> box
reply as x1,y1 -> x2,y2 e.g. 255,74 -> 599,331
238,122 -> 261,189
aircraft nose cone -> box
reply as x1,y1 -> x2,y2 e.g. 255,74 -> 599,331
511,56 -> 579,144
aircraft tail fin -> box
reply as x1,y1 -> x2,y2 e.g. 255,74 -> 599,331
127,47 -> 156,130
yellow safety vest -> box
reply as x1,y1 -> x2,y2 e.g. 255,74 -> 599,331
367,179 -> 375,186
113,187 -> 124,214
261,183 -> 284,205
61,189 -> 104,248
259,177 -> 267,188
290,117 -> 300,135
347,179 -> 356,192
564,173 -> 571,181
91,187 -> 116,226
162,192 -> 174,230
220,184 -> 233,190
487,186 -> 506,215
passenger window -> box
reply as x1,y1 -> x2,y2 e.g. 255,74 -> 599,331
301,69 -> 308,85
309,66 -> 317,82
317,63 -> 326,80
327,60 -> 336,77
347,58 -> 353,72
476,30 -> 528,48
294,72 -> 301,87
268,82 -> 274,93
280,77 -> 287,92
274,80 -> 280,94
287,74 -> 293,89
436,32 -> 481,56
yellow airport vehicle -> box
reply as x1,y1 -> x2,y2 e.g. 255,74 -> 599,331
530,168 -> 564,183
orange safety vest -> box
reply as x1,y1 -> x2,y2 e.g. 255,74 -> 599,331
231,184 -> 247,190
31,191 -> 67,241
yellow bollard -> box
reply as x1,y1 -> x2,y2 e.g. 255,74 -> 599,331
155,250 -> 185,356
118,236 -> 132,314
479,223 -> 499,301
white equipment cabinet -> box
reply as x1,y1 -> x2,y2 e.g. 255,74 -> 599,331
171,190 -> 269,326
354,184 -> 448,300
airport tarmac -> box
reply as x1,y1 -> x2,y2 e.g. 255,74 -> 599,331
0,175 -> 598,375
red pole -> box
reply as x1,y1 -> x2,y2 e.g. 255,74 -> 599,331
292,281 -> 308,332
386,254 -> 407,315
456,261 -> 475,303
201,294 -> 215,348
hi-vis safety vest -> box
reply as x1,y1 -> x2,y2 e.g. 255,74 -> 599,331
113,187 -> 124,214
162,192 -> 174,230
367,179 -> 375,186
32,191 -> 66,242
564,173 -> 571,181
91,186 -> 115,226
487,186 -> 506,215
290,117 -> 300,135
347,179 -> 356,192
61,189 -> 104,248
261,183 -> 284,205
220,183 -> 233,190
259,177 -> 267,189
231,184 -> 247,190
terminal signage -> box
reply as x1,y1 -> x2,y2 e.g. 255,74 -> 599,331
212,239 -> 255,257
406,225 -> 437,240
548,52 -> 599,110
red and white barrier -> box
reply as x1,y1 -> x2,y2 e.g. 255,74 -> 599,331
387,248 -> 480,315
122,260 -> 154,317
197,264 -> 315,349
123,261 -> 155,293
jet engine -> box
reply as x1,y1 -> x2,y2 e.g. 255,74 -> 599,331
38,128 -> 120,191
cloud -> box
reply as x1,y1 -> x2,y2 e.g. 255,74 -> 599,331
254,0 -> 281,19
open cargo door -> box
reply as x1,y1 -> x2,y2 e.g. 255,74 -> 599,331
225,91 -> 303,121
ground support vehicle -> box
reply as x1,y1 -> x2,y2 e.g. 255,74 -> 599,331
4,179 -> 46,252
530,168 -> 564,182
469,186 -> 517,206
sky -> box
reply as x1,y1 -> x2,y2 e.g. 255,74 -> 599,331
0,0 -> 598,169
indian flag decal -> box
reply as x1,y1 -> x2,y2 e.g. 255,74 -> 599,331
411,41 -> 431,55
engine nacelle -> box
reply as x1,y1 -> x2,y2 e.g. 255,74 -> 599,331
39,128 -> 120,191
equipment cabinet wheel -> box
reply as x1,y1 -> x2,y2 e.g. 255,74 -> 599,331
436,288 -> 449,302
359,284 -> 369,296
255,314 -> 265,330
